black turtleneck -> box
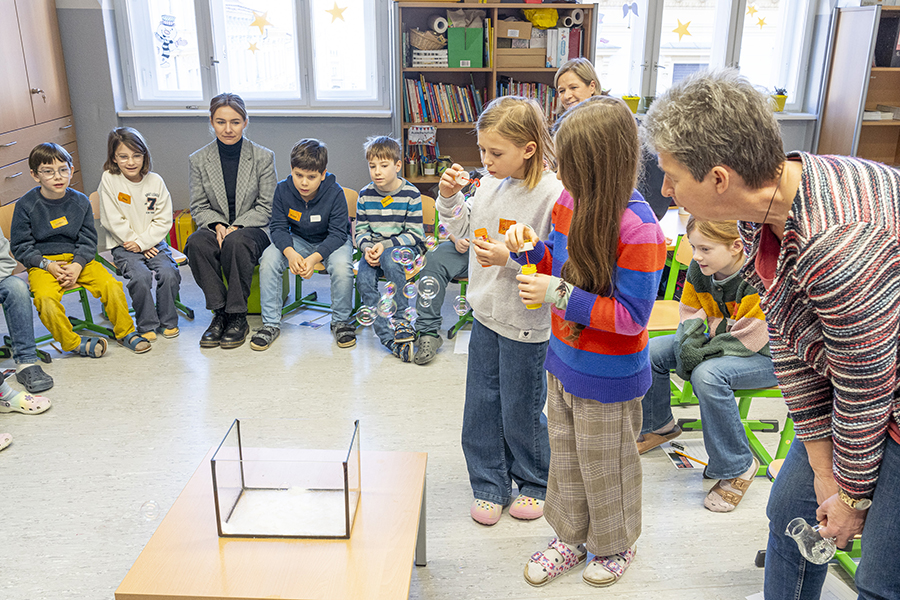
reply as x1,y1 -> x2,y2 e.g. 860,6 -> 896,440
217,137 -> 242,224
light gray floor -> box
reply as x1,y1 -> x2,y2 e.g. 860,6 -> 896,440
1,266 -> 856,600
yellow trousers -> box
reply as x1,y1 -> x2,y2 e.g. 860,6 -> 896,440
28,254 -> 134,352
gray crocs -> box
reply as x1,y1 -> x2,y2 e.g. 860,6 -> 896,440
15,365 -> 54,393
414,334 -> 443,365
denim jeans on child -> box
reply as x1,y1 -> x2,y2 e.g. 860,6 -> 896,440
764,436 -> 900,600
0,275 -> 39,364
415,240 -> 468,335
462,318 -> 550,504
356,247 -> 412,346
642,334 -> 778,479
111,242 -> 181,333
259,238 -> 355,326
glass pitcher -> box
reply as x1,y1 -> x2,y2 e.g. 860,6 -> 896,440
785,517 -> 837,565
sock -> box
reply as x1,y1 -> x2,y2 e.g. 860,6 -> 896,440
652,417 -> 677,435
16,363 -> 35,374
0,381 -> 14,399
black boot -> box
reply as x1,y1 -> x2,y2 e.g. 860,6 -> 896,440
220,313 -> 249,349
200,310 -> 227,348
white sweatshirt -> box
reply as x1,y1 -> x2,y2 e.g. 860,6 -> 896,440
99,171 -> 174,252
437,170 -> 563,343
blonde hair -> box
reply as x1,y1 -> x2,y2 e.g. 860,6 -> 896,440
364,135 -> 402,163
685,216 -> 740,247
476,96 -> 554,190
555,96 -> 640,340
554,58 -> 600,91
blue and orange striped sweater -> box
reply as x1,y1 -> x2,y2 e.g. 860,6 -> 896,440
514,190 -> 666,402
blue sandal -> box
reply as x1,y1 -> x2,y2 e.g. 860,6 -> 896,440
77,336 -> 108,358
119,332 -> 151,354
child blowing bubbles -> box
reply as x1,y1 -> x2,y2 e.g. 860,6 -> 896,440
506,96 -> 665,587
437,96 -> 564,526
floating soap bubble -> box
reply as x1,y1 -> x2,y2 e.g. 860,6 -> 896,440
356,306 -> 376,326
417,276 -> 440,300
403,307 -> 417,322
403,262 -> 415,274
453,296 -> 469,316
424,236 -> 438,251
415,255 -> 426,270
376,296 -> 397,319
451,204 -> 464,218
420,298 -> 432,308
390,247 -> 402,263
403,282 -> 418,299
384,281 -> 396,298
387,317 -> 396,330
438,223 -> 449,237
391,247 -> 415,266
140,500 -> 160,521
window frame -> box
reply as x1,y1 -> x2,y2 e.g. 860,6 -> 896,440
113,0 -> 393,115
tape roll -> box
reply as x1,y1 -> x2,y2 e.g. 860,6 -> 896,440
427,15 -> 448,34
561,16 -> 574,28
570,9 -> 584,25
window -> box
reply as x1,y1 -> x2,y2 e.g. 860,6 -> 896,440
655,0 -> 731,96
594,0 -> 646,97
114,0 -> 390,112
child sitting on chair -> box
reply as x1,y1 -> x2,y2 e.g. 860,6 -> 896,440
10,143 -> 151,358
639,217 -> 776,512
355,136 -> 424,362
99,127 -> 181,341
254,138 -> 355,350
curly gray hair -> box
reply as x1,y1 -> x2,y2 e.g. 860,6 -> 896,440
639,69 -> 785,189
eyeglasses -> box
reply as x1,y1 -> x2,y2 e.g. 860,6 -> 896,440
36,167 -> 72,179
115,153 -> 144,163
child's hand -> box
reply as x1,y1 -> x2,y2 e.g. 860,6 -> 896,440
122,241 -> 141,253
285,249 -> 305,276
364,242 -> 384,267
516,272 -> 551,307
453,236 -> 470,254
59,262 -> 83,289
471,236 -> 509,267
47,261 -> 65,282
506,223 -> 537,253
143,246 -> 159,258
439,163 -> 465,199
297,255 -> 318,280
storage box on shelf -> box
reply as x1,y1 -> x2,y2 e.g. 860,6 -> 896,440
396,2 -> 597,188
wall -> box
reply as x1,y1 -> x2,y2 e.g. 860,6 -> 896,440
55,0 -> 393,210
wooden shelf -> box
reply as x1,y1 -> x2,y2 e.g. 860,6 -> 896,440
403,68 -> 492,73
871,67 -> 900,72
406,175 -> 440,183
403,122 -> 476,128
862,120 -> 900,126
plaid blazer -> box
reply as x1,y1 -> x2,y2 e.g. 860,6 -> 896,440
188,138 -> 276,231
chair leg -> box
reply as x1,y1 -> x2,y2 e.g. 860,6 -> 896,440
447,309 -> 473,339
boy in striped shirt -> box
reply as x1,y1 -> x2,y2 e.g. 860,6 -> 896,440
355,136 -> 424,361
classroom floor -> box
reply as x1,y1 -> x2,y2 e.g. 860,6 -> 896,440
2,266 -> 857,600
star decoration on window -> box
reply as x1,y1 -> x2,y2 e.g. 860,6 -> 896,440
672,19 -> 691,41
747,5 -> 758,17
757,16 -> 767,29
248,42 -> 260,53
326,2 -> 347,23
250,11 -> 272,35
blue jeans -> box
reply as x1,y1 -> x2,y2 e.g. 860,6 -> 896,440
643,334 -> 778,479
111,242 -> 181,332
462,318 -> 550,504
0,275 -> 38,364
259,238 -> 355,326
415,240 -> 468,335
764,436 -> 900,600
356,247 -> 412,346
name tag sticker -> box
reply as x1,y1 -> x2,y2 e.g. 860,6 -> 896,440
381,196 -> 393,208
288,209 -> 302,222
117,192 -> 132,204
310,214 -> 321,223
498,218 -> 516,234
50,216 -> 68,229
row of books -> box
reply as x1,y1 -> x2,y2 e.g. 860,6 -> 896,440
496,78 -> 558,121
403,76 -> 487,124
542,27 -> 584,68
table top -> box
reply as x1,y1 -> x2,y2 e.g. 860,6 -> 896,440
116,449 -> 428,600
659,207 -> 689,250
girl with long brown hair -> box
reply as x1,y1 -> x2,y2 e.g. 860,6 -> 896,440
505,96 -> 666,587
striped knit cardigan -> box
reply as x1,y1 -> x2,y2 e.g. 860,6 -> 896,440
514,190 -> 666,403
355,178 -> 424,253
739,151 -> 900,499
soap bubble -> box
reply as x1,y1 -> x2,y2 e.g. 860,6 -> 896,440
391,247 -> 414,266
384,281 -> 396,297
387,318 -> 396,330
403,262 -> 415,274
403,282 -> 418,299
420,298 -> 432,308
438,223 -> 449,237
140,500 -> 160,521
403,307 -> 417,322
376,296 -> 397,318
415,255 -> 427,270
424,236 -> 438,251
356,306 -> 376,326
451,204 -> 464,218
417,276 -> 440,300
453,296 -> 469,316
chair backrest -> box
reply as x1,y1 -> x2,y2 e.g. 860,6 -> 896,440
341,186 -> 359,219
674,234 -> 694,266
421,195 -> 435,228
660,235 -> 693,301
88,191 -> 113,251
0,202 -> 27,274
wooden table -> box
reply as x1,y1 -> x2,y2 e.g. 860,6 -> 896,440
659,207 -> 689,250
116,450 -> 428,600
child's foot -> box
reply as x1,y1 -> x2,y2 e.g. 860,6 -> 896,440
16,365 -> 53,393
509,494 -> 544,520
704,458 -> 759,512
0,432 -> 10,452
77,336 -> 108,358
393,320 -> 415,344
582,545 -> 636,587
250,325 -> 280,351
413,333 -> 442,365
470,499 -> 503,526
636,422 -> 682,454
524,537 -> 587,587
331,322 -> 357,348
220,313 -> 249,349
160,326 -> 180,339
139,330 -> 157,342
0,390 -> 51,415
119,332 -> 151,353
391,340 -> 413,362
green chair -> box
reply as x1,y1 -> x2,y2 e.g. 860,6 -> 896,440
648,234 -> 692,339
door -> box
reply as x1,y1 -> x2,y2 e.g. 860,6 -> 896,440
0,0 -> 34,132
16,0 -> 72,124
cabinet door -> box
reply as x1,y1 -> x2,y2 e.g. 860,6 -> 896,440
0,0 -> 35,132
16,0 -> 72,124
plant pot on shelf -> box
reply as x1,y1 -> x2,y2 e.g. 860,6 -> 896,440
771,94 -> 787,112
622,96 -> 640,114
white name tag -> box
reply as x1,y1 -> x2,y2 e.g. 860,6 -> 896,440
310,215 -> 321,222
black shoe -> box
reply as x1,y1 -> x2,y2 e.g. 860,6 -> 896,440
15,365 -> 54,393
200,310 -> 227,348
220,313 -> 249,349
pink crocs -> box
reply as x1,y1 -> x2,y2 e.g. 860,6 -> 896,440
509,494 -> 544,520
470,499 -> 502,525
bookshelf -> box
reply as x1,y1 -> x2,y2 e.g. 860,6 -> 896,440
395,2 -> 597,187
